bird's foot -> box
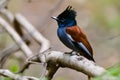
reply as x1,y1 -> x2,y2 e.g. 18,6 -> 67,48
65,51 -> 73,54
65,51 -> 79,56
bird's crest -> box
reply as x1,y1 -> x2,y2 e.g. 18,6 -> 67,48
58,6 -> 76,19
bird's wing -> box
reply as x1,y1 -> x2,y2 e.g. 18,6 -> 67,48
66,26 -> 93,56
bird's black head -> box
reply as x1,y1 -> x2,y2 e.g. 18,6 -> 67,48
52,6 -> 77,28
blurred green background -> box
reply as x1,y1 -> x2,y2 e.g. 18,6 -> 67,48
0,0 -> 120,80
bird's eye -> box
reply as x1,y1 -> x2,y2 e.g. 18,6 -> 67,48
60,18 -> 65,22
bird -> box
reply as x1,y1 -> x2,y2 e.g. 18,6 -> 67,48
51,6 -> 95,62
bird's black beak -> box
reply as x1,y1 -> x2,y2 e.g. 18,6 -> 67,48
51,16 -> 59,21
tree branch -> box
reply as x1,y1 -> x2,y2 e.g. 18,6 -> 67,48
45,62 -> 59,80
0,50 -> 107,80
0,8 -> 14,22
28,51 -> 106,80
0,44 -> 19,68
15,13 -> 50,53
0,17 -> 33,57
0,69 -> 39,80
0,0 -> 9,9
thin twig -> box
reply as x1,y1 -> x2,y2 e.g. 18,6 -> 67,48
0,44 -> 19,68
0,32 -> 33,68
0,69 -> 39,80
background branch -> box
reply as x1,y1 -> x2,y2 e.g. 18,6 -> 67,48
0,17 -> 33,57
0,44 -> 19,68
0,69 -> 39,80
0,8 -> 14,22
0,0 -> 9,9
15,13 -> 50,53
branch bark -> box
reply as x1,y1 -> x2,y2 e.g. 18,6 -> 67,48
45,62 -> 59,80
28,51 -> 106,80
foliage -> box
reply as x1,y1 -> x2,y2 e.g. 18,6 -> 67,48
0,77 -> 12,80
9,59 -> 20,73
93,64 -> 120,80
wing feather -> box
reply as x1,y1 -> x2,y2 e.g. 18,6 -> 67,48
66,26 -> 93,56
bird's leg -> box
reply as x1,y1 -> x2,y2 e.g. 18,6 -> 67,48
71,51 -> 80,56
65,51 -> 79,56
65,50 -> 74,54
70,50 -> 74,54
